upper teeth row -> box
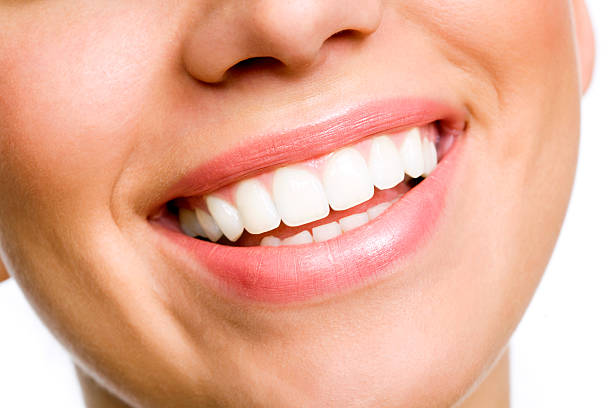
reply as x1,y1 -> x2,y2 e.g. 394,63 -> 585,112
179,127 -> 437,243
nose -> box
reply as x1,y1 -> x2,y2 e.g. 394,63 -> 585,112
182,0 -> 383,83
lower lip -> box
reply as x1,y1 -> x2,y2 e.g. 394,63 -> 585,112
155,141 -> 462,304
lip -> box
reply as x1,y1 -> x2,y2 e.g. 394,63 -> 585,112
161,98 -> 466,201
152,98 -> 467,303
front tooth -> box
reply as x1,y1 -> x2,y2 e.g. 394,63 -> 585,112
260,236 -> 281,247
368,136 -> 405,190
235,179 -> 281,234
422,138 -> 438,176
323,148 -> 374,211
178,208 -> 207,238
272,167 -> 329,227
312,221 -> 342,242
205,195 -> 244,242
281,230 -> 313,246
338,212 -> 369,232
366,201 -> 391,220
195,209 -> 223,242
400,128 -> 425,178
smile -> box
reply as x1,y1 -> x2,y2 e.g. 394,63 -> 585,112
151,99 -> 467,303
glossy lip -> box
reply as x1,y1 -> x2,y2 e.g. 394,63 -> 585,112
152,99 -> 467,303
160,98 -> 466,201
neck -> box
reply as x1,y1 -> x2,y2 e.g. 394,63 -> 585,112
77,350 -> 510,408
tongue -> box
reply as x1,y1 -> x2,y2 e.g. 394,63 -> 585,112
232,182 -> 410,247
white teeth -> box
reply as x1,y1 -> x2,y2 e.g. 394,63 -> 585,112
272,167 -> 330,227
323,148 -> 374,211
281,230 -> 313,246
205,195 -> 244,242
194,208 -> 223,242
422,137 -> 438,176
312,221 -> 342,243
178,208 -> 207,238
259,200 -> 395,247
260,236 -> 282,247
338,212 -> 369,232
368,136 -> 405,190
184,126 -> 442,244
400,128 -> 425,178
366,201 -> 391,220
235,179 -> 281,234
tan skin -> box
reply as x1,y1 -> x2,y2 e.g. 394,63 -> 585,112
0,0 -> 594,407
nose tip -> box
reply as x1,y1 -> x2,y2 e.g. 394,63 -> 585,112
182,0 -> 382,84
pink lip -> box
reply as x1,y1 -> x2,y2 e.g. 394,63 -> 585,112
153,99 -> 466,303
162,98 -> 466,200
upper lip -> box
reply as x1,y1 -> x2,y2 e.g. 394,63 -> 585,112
160,98 -> 467,206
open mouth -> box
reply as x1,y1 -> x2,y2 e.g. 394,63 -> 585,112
169,125 -> 450,247
151,99 -> 467,303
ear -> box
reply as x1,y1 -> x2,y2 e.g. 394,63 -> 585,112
572,0 -> 595,94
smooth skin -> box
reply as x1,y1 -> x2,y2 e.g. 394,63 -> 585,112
0,0 -> 594,407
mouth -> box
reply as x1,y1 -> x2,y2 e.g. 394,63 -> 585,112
151,99 -> 467,303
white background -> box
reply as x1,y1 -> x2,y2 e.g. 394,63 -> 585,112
1,1 -> 610,406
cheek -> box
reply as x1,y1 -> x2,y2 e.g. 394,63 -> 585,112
432,0 -> 572,64
434,0 -> 580,180
0,6 -> 161,204
418,0 -> 576,102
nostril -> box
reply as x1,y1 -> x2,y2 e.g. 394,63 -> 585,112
329,29 -> 363,40
225,56 -> 285,79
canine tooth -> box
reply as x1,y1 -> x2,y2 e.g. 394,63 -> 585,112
205,195 -> 244,242
178,208 -> 207,238
273,167 -> 330,227
339,212 -> 369,232
235,179 -> 281,234
366,201 -> 391,220
400,128 -> 425,178
323,148 -> 374,211
281,231 -> 313,246
312,221 -> 342,243
368,136 -> 404,190
195,209 -> 223,242
260,236 -> 282,247
422,138 -> 438,176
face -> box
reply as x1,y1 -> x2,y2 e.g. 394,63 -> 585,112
0,1 -> 592,407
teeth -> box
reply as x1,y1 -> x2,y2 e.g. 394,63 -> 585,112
272,167 -> 330,227
194,209 -> 223,242
178,208 -> 207,238
323,148 -> 374,211
400,128 -> 425,178
338,212 -> 369,232
368,136 -> 405,190
312,221 -> 342,243
260,236 -> 282,247
366,201 -> 391,220
205,195 -> 244,242
235,179 -> 281,234
281,230 -> 313,246
183,126 -> 443,244
422,137 -> 438,176
257,200 -> 395,247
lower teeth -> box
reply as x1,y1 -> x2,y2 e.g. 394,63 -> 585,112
175,178 -> 419,247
